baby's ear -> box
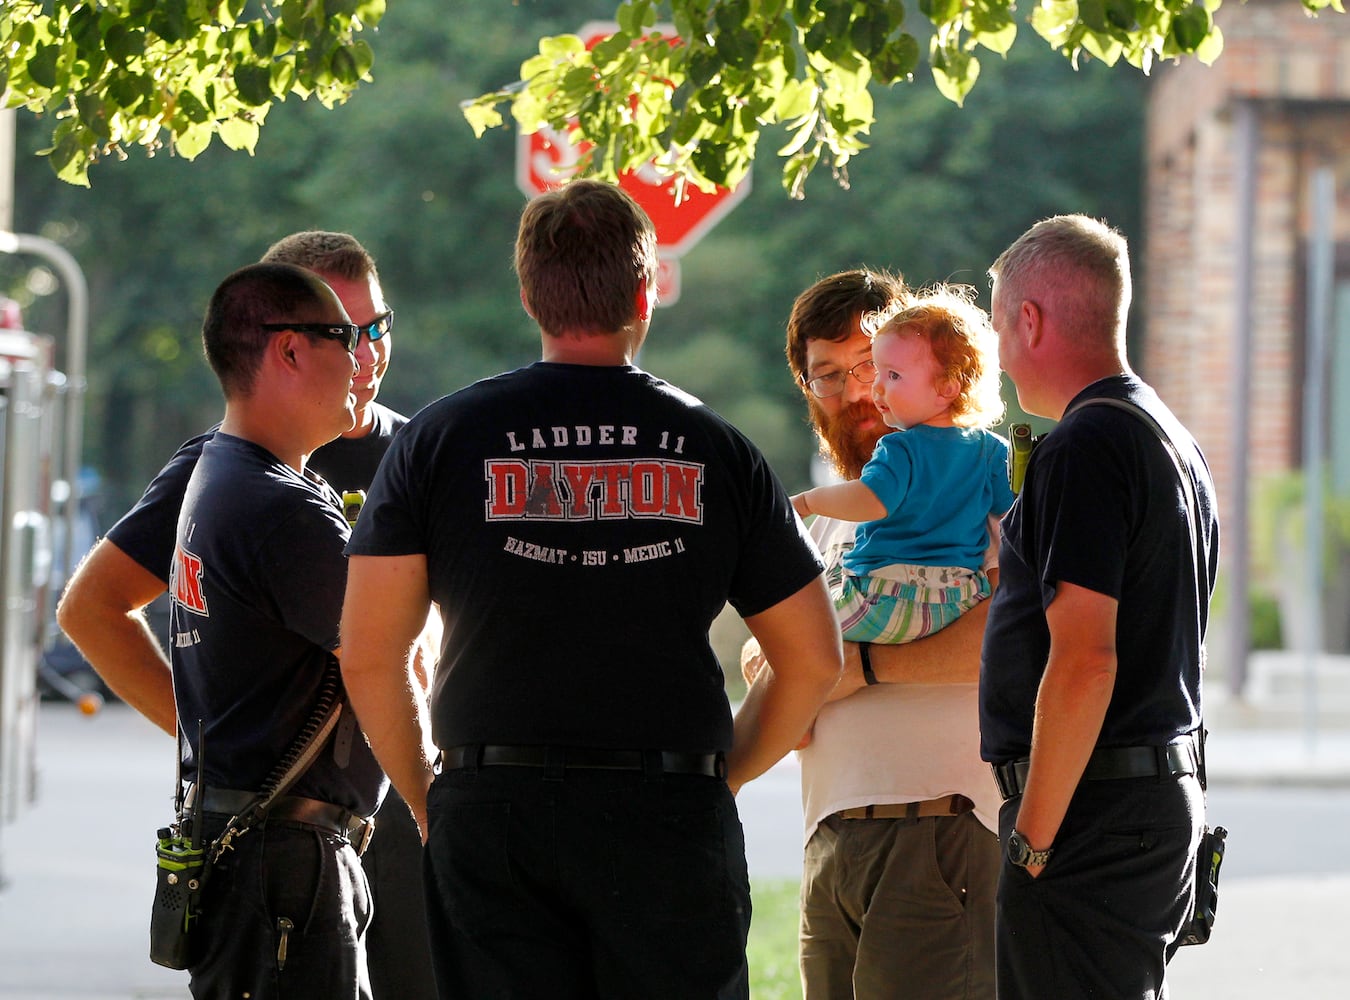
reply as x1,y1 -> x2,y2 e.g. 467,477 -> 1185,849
938,376 -> 961,402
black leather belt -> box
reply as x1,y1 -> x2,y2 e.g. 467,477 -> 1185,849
440,744 -> 726,778
991,738 -> 1198,800
186,785 -> 376,854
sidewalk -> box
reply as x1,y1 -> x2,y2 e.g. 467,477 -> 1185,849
3,702 -> 1350,998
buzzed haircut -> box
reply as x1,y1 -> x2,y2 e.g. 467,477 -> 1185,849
514,179 -> 659,338
201,262 -> 333,399
262,231 -> 379,283
989,214 -> 1131,344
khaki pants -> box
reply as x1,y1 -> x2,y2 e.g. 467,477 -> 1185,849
799,809 -> 997,999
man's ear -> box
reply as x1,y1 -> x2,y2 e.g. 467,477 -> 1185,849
270,329 -> 302,371
1020,300 -> 1044,348
635,276 -> 656,323
519,287 -> 536,320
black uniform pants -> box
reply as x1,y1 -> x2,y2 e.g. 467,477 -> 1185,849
996,773 -> 1203,1000
422,763 -> 751,1000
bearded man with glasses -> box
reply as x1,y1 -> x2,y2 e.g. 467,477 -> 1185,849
743,269 -> 1000,1000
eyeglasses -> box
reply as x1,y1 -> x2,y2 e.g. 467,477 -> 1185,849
355,311 -> 394,343
801,359 -> 877,399
262,322 -> 361,354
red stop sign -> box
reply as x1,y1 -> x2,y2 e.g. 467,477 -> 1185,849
515,23 -> 750,259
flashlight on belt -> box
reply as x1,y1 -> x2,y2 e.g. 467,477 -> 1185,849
1009,424 -> 1035,496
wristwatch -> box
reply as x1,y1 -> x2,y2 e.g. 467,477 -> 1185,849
1007,829 -> 1053,868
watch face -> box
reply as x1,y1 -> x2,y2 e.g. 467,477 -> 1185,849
1007,830 -> 1028,865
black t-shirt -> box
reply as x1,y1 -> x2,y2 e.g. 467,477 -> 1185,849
170,434 -> 385,815
309,401 -> 408,496
107,404 -> 407,584
347,362 -> 824,753
979,375 -> 1219,762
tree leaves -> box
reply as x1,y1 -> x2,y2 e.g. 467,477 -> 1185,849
458,0 -> 1266,198
0,0 -> 1340,191
1,0 -> 385,185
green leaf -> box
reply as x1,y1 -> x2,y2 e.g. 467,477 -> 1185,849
76,93 -> 111,141
462,100 -> 504,139
105,25 -> 147,66
217,115 -> 260,152
174,123 -> 212,160
931,46 -> 980,106
773,78 -> 816,122
47,121 -> 92,187
539,34 -> 587,62
249,22 -> 279,58
234,63 -> 274,106
178,89 -> 210,124
330,46 -> 361,85
149,0 -> 192,44
873,34 -> 920,84
1171,5 -> 1212,53
1195,22 -> 1224,64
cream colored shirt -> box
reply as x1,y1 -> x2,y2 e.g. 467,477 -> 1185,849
799,515 -> 1001,842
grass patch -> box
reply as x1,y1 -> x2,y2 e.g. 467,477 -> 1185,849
749,878 -> 804,1000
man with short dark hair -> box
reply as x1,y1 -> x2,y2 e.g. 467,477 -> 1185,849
981,215 -> 1219,998
57,234 -> 435,999
745,269 -> 1000,1000
340,178 -> 843,999
172,261 -> 385,996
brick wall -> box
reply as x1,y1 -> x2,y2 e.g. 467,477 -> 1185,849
1145,0 -> 1350,570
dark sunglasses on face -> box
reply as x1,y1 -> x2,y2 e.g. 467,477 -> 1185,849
355,310 -> 394,343
262,322 -> 361,354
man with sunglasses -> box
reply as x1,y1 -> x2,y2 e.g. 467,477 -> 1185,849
742,270 -> 1000,1000
159,261 -> 383,996
57,236 -> 437,998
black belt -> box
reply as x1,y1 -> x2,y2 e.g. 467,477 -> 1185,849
440,744 -> 726,778
991,738 -> 1198,801
186,785 -> 376,853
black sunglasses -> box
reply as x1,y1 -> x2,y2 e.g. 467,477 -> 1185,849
262,322 -> 360,353
356,311 -> 394,343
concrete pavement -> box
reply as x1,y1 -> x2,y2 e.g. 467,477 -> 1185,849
3,701 -> 1350,998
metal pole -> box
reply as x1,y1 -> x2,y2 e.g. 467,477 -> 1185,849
0,233 -> 87,584
1302,166 -> 1335,753
1227,100 -> 1256,699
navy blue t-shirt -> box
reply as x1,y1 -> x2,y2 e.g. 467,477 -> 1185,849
310,401 -> 408,496
169,434 -> 385,815
347,362 -> 824,753
979,375 -> 1219,762
107,407 -> 407,584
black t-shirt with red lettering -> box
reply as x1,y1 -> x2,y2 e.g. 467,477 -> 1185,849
347,362 -> 824,753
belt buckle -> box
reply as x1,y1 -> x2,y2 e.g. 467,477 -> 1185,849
352,816 -> 376,856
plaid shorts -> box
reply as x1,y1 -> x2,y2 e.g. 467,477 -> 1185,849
833,563 -> 991,644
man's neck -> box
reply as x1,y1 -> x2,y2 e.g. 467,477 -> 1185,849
336,404 -> 376,440
540,328 -> 640,366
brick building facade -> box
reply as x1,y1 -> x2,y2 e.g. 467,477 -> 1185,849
1145,1 -> 1350,661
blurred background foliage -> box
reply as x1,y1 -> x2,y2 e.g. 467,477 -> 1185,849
4,0 -> 1144,519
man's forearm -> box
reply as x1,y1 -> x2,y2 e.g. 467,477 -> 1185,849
827,595 -> 991,701
340,555 -> 438,836
727,579 -> 842,791
56,540 -> 177,736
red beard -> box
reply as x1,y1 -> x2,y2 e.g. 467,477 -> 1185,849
810,398 -> 885,481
